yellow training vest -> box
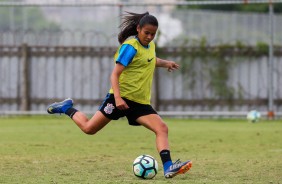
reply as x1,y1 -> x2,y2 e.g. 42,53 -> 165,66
109,38 -> 156,104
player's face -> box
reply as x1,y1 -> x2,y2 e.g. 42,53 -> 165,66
137,24 -> 158,46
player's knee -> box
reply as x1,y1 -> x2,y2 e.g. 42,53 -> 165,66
82,126 -> 97,135
158,122 -> 168,135
84,129 -> 97,135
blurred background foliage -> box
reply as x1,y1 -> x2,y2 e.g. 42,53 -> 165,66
180,0 -> 282,13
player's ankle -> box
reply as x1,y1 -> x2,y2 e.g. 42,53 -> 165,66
65,107 -> 78,118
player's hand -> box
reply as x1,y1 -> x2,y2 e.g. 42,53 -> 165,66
167,61 -> 179,72
115,97 -> 129,110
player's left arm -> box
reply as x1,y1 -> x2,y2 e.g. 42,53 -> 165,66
156,57 -> 179,72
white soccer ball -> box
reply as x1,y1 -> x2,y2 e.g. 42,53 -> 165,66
133,154 -> 158,179
247,110 -> 261,123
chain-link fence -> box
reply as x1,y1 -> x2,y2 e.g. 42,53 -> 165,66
0,0 -> 282,118
1,1 -> 282,46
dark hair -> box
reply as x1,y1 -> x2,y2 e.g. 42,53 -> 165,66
118,11 -> 158,44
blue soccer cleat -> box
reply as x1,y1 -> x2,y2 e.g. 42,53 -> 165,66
164,159 -> 192,178
47,98 -> 73,114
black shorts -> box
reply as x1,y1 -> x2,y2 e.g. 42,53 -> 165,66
98,93 -> 157,126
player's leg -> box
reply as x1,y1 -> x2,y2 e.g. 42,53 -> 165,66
71,111 -> 111,135
47,98 -> 111,135
136,114 -> 192,178
136,114 -> 169,152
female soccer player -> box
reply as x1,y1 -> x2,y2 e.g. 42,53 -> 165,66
47,11 -> 192,178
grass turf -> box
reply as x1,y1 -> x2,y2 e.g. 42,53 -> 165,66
0,116 -> 281,184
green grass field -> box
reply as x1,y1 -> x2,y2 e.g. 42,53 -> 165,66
0,116 -> 281,184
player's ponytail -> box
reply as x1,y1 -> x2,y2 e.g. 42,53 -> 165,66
118,11 -> 158,44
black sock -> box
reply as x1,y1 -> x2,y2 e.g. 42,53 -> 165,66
160,149 -> 172,165
65,107 -> 78,119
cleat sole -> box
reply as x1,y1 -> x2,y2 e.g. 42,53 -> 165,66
178,161 -> 192,174
169,161 -> 192,178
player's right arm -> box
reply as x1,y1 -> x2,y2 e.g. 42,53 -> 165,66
111,43 -> 136,110
110,63 -> 129,110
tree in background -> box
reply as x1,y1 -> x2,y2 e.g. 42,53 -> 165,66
180,0 -> 282,13
0,4 -> 60,31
